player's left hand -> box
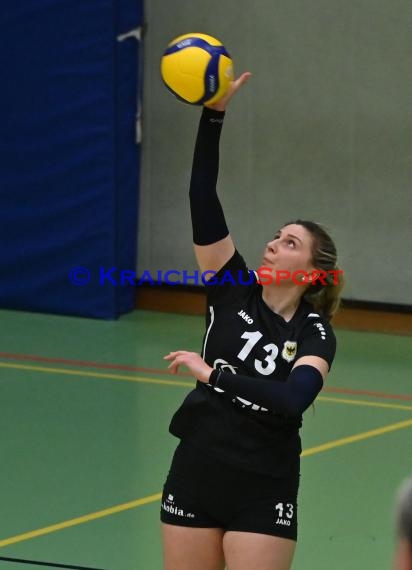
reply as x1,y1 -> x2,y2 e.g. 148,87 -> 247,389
164,351 -> 213,383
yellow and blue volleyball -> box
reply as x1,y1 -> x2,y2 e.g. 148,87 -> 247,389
160,33 -> 234,105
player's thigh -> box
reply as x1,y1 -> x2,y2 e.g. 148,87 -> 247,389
223,531 -> 296,570
161,523 -> 225,570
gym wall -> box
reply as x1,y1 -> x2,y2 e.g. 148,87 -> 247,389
139,0 -> 412,306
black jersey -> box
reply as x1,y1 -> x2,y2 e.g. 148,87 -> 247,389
169,250 -> 337,477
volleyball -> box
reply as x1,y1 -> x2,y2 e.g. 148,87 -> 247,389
160,33 -> 234,105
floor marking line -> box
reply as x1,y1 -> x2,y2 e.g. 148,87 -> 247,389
302,417 -> 412,457
318,396 -> 412,412
323,386 -> 412,402
1,419 -> 411,548
2,362 -> 412,412
1,352 -> 411,402
0,352 -> 193,378
0,494 -> 162,548
0,362 -> 193,388
0,554 -> 106,569
1,362 -> 411,412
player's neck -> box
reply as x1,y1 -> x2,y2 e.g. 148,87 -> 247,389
261,286 -> 303,322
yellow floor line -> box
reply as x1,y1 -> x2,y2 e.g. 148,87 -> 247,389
0,493 -> 162,548
0,361 -> 193,388
1,361 -> 411,412
318,395 -> 412,412
302,417 -> 412,457
1,417 -> 411,549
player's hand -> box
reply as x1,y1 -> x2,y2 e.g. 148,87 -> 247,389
205,71 -> 252,112
164,351 -> 213,383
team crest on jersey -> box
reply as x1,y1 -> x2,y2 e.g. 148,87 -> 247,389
281,340 -> 297,362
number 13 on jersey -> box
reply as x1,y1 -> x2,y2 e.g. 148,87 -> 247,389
237,331 -> 279,376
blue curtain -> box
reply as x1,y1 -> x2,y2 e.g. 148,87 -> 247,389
0,0 -> 144,318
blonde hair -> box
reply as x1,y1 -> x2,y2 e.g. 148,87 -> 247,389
285,219 -> 344,320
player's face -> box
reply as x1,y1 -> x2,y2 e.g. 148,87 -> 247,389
260,224 -> 315,282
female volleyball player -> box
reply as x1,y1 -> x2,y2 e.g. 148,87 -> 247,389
160,73 -> 344,570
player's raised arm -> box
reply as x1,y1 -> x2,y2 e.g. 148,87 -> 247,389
190,73 -> 251,275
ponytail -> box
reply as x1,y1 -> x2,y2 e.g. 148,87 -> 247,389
304,268 -> 344,320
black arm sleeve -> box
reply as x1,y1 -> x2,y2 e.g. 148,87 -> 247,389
208,365 -> 324,416
190,107 -> 229,245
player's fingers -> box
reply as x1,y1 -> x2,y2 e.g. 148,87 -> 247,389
164,353 -> 175,361
164,350 -> 190,360
235,71 -> 252,88
230,72 -> 252,95
167,360 -> 180,374
168,354 -> 189,367
206,71 -> 251,112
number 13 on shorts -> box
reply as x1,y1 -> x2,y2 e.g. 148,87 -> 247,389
275,502 -> 294,519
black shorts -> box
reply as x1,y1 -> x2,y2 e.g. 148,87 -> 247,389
160,442 -> 300,541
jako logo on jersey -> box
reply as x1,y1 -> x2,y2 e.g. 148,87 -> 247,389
276,518 -> 291,526
237,310 -> 254,324
281,340 -> 297,363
